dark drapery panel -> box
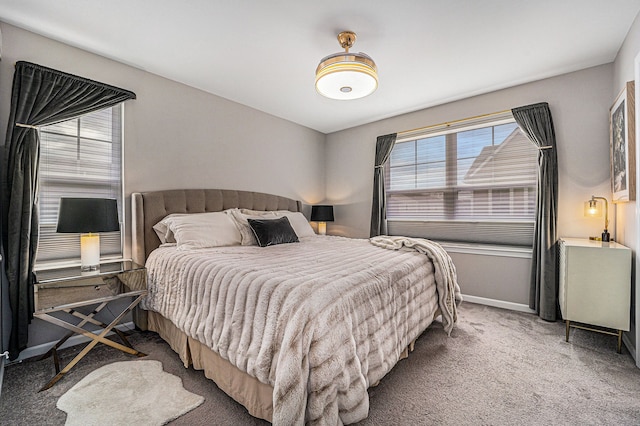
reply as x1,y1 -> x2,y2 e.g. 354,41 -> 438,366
511,102 -> 558,321
370,133 -> 397,237
1,61 -> 136,359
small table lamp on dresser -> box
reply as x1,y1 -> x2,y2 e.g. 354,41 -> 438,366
56,197 -> 119,271
585,195 -> 610,241
311,205 -> 334,235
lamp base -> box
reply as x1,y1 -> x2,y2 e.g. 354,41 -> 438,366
317,222 -> 327,235
80,233 -> 101,271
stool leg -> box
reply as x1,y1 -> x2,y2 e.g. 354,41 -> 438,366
565,320 -> 570,342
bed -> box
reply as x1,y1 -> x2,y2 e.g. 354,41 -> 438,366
131,189 -> 460,425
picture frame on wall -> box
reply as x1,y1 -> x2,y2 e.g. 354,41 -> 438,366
610,80 -> 636,202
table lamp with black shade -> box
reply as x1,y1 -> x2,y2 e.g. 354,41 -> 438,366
56,198 -> 119,271
310,205 -> 334,235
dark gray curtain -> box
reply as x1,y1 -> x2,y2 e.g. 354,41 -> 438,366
1,61 -> 136,359
511,102 -> 558,321
370,133 -> 397,237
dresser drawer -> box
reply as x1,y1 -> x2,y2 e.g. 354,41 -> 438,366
34,261 -> 147,313
35,276 -> 121,311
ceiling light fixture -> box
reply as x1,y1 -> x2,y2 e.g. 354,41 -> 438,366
315,31 -> 378,100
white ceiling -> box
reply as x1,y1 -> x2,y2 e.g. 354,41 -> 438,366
1,1 -> 639,134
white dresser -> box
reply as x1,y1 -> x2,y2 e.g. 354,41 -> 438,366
558,238 -> 631,352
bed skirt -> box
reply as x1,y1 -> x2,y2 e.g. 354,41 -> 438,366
146,308 -> 440,423
147,311 -> 275,421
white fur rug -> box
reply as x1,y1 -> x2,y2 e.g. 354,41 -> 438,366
57,360 -> 204,426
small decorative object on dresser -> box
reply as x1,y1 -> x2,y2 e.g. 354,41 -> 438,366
33,261 -> 147,390
558,238 -> 631,353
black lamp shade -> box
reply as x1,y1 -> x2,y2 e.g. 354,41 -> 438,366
310,205 -> 334,222
56,198 -> 120,233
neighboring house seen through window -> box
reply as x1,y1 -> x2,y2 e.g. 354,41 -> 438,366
385,115 -> 538,246
36,104 -> 123,266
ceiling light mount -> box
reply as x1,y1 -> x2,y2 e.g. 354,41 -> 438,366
337,30 -> 356,51
315,30 -> 378,100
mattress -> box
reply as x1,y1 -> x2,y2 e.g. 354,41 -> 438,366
143,235 -> 456,424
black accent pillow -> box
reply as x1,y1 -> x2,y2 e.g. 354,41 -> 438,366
247,216 -> 299,247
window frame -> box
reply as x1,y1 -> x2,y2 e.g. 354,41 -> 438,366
35,104 -> 125,269
385,114 -> 538,246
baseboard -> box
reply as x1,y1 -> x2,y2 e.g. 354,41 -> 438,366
462,294 -> 536,314
11,322 -> 136,364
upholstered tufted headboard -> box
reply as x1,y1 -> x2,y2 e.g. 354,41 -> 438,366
131,189 -> 303,264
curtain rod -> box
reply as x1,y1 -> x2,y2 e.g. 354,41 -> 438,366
397,109 -> 512,137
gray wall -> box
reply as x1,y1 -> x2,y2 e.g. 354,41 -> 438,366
1,13 -> 639,354
0,22 -> 326,349
325,64 -> 614,306
448,251 -> 531,306
612,11 -> 640,362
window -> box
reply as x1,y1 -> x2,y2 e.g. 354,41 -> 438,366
385,114 -> 538,246
36,104 -> 123,266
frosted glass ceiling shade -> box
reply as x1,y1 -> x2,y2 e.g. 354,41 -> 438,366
315,31 -> 378,100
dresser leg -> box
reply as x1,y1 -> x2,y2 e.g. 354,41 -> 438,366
617,330 -> 623,354
565,320 -> 570,342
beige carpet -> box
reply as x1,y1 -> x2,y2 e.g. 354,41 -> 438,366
2,302 -> 640,425
56,360 -> 203,425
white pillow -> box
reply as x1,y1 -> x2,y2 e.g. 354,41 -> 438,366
227,209 -> 271,245
239,209 -> 278,217
153,213 -> 188,244
229,209 -> 315,243
272,211 -> 316,238
154,212 -> 242,250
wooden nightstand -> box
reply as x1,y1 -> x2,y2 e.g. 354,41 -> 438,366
34,260 -> 147,391
559,238 -> 631,353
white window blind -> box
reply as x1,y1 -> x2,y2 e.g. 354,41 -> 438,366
385,114 -> 538,246
36,104 -> 123,266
